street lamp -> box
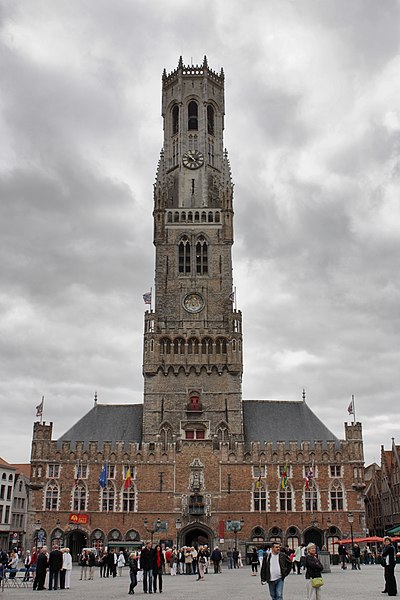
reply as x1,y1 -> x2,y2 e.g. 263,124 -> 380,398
34,520 -> 41,549
143,518 -> 167,543
175,518 -> 182,549
348,512 -> 355,570
226,518 -> 244,552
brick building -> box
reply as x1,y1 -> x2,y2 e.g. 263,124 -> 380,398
365,439 -> 400,537
29,57 -> 366,560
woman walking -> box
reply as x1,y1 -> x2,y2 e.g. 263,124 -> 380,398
128,552 -> 138,594
305,543 -> 324,600
251,548 -> 259,575
197,546 -> 207,580
153,544 -> 165,593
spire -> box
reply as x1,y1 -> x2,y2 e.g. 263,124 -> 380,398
178,56 -> 183,69
203,55 -> 208,69
302,388 -> 306,402
94,391 -> 98,406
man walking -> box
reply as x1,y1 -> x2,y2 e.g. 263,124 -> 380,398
260,541 -> 292,600
140,540 -> 155,594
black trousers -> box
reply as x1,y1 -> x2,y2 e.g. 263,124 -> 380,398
384,565 -> 397,596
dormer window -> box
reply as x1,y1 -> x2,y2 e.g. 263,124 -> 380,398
188,101 -> 198,130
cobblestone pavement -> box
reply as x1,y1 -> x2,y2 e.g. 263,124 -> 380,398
1,564 -> 395,600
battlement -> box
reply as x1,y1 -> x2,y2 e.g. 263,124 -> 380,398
162,56 -> 224,88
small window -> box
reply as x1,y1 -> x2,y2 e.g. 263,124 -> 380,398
207,105 -> 215,135
188,101 -> 198,130
172,105 -> 179,135
186,430 -> 195,440
48,464 -> 60,478
253,465 -> 266,478
330,465 -> 342,478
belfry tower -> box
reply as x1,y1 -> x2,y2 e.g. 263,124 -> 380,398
142,57 -> 243,444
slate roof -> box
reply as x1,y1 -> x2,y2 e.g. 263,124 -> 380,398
243,399 -> 339,446
57,404 -> 143,449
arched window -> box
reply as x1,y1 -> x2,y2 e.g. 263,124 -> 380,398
304,480 -> 318,511
172,104 -> 179,135
196,236 -> 208,275
179,236 -> 191,274
121,485 -> 136,512
207,105 -> 215,135
160,338 -> 171,354
330,481 -> 344,511
101,484 -> 115,512
174,338 -> 185,354
188,338 -> 199,354
45,482 -> 59,511
253,484 -> 267,511
201,337 -> 213,354
216,338 -> 227,354
188,101 -> 198,130
72,483 -> 87,512
217,425 -> 228,442
279,486 -> 293,511
160,426 -> 172,450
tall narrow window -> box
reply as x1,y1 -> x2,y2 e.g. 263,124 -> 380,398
305,481 -> 318,511
101,484 -> 115,512
178,236 -> 191,274
73,483 -> 87,511
330,481 -> 344,511
253,485 -> 267,511
188,101 -> 198,130
172,105 -> 179,135
207,105 -> 215,135
208,138 -> 215,166
196,236 -> 208,274
122,486 -> 136,512
279,488 -> 292,511
45,483 -> 59,511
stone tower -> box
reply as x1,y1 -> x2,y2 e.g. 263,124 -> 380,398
142,57 -> 243,444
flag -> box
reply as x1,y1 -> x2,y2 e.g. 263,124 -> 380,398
98,464 -> 107,489
280,465 -> 288,490
36,396 -> 44,417
143,292 -> 152,305
229,291 -> 235,302
305,466 -> 314,490
255,464 -> 262,489
75,460 -> 80,486
347,399 -> 354,415
124,467 -> 132,490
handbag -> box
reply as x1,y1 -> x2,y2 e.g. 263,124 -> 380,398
311,577 -> 324,588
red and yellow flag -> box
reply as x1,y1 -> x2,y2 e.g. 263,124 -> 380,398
124,468 -> 132,490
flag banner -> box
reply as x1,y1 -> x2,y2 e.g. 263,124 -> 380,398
347,400 -> 354,415
98,464 -> 107,489
305,466 -> 314,490
280,465 -> 288,490
143,292 -> 152,305
229,291 -> 235,302
36,396 -> 44,417
124,467 -> 132,490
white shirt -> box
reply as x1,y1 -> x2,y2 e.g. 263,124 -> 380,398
269,552 -> 281,581
63,552 -> 72,570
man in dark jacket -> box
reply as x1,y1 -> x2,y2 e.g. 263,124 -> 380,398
48,544 -> 63,590
210,546 -> 222,573
260,542 -> 292,600
140,540 -> 155,593
382,536 -> 397,597
33,547 -> 48,591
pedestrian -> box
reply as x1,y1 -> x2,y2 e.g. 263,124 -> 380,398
251,547 -> 259,575
79,549 -> 89,580
128,552 -> 138,594
99,550 -> 107,578
88,550 -> 96,579
117,550 -> 126,577
353,544 -> 361,570
238,549 -> 243,568
210,546 -> 222,573
226,547 -> 233,569
381,536 -> 397,596
197,546 -> 207,581
184,547 -> 193,575
48,544 -> 63,590
62,547 -> 72,589
338,543 -> 347,570
293,546 -> 302,575
258,546 -> 266,567
305,543 -> 324,600
140,540 -> 154,594
23,550 -> 31,581
232,547 -> 239,568
33,546 -> 48,591
153,543 -> 165,592
7,551 -> 19,578
260,541 -> 292,600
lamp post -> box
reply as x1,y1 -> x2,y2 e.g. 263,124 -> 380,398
34,520 -> 41,549
226,518 -> 244,552
143,518 -> 167,544
348,512 -> 355,570
175,518 -> 182,549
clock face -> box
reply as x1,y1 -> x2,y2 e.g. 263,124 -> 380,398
182,150 -> 204,170
183,292 -> 205,314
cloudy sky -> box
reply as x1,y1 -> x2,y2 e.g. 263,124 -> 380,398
1,0 -> 399,466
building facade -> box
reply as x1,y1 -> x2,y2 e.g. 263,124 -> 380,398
0,458 -> 16,550
365,439 -> 400,536
29,57 -> 366,560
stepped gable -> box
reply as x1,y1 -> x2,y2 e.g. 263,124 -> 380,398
243,399 -> 339,445
56,403 -> 143,448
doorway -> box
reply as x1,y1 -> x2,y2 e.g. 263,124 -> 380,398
66,529 -> 88,562
304,528 -> 323,550
182,526 -> 211,548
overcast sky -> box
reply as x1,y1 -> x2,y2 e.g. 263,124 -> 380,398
1,0 -> 399,466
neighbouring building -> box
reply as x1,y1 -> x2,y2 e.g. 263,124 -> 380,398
29,57 -> 366,561
365,439 -> 400,537
0,457 -> 16,550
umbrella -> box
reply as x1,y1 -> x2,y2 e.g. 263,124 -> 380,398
334,536 -> 383,544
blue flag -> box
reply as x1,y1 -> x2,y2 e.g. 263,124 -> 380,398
98,464 -> 107,488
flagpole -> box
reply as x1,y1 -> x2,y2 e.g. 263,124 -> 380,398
151,286 -> 153,313
234,286 -> 237,312
352,394 -> 356,423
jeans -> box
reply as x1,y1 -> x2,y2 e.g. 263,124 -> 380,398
142,568 -> 153,593
268,578 -> 284,600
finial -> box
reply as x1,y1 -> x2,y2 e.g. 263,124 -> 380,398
220,66 -> 225,78
203,55 -> 208,69
302,388 -> 306,402
94,391 -> 97,405
162,68 -> 167,80
178,56 -> 183,69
